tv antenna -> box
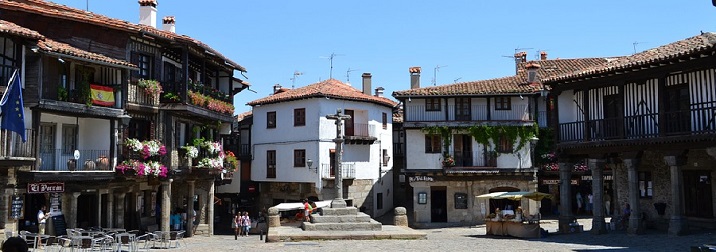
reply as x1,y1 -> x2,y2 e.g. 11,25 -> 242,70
346,68 -> 359,83
320,53 -> 344,79
633,41 -> 647,54
453,77 -> 462,83
502,47 -> 534,74
290,71 -> 303,88
432,65 -> 447,86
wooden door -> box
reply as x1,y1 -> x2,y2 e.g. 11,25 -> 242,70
455,98 -> 471,121
344,110 -> 355,136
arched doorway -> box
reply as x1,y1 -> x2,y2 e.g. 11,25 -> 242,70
488,187 -> 520,213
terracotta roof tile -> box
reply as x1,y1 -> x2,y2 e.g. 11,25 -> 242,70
0,20 -> 43,40
236,111 -> 252,122
546,32 -> 716,82
1,0 -> 246,72
409,66 -> 422,73
393,58 -> 610,97
138,0 -> 157,7
37,39 -> 135,68
392,107 -> 403,123
247,79 -> 398,108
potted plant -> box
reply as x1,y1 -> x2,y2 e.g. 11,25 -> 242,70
137,79 -> 163,98
162,92 -> 181,102
442,154 -> 455,167
58,86 -> 68,101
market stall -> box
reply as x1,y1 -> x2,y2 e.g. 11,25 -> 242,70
477,191 -> 553,239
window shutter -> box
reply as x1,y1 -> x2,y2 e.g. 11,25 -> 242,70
130,52 -> 139,83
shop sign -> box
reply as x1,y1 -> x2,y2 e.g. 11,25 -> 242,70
409,176 -> 434,182
248,185 -> 256,193
542,179 -> 578,185
27,182 -> 65,194
581,175 -> 613,181
10,195 -> 23,219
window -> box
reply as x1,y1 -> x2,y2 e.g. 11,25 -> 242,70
638,171 -> 652,198
425,98 -> 441,111
454,193 -> 468,209
267,111 -> 276,128
138,54 -> 152,79
294,108 -> 305,126
455,98 -> 471,120
382,112 -> 387,129
496,136 -> 513,153
62,124 -> 78,154
377,193 -> 383,210
267,150 -> 276,178
495,97 -> 511,110
0,37 -> 18,86
424,135 -> 441,153
294,149 -> 306,167
382,149 -> 389,167
417,192 -> 428,204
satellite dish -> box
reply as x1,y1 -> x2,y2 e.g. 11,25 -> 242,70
73,150 -> 80,160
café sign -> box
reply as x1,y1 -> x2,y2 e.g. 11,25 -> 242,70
409,176 -> 434,183
28,182 -> 65,194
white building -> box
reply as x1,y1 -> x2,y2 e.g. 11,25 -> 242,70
247,75 -> 397,217
393,54 -> 610,225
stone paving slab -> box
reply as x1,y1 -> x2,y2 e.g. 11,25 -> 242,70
267,225 -> 427,242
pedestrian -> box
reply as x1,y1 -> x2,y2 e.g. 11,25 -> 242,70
303,199 -> 311,222
604,192 -> 611,216
586,193 -> 593,215
171,210 -> 181,231
575,192 -> 583,214
241,211 -> 251,237
621,203 -> 631,230
37,205 -> 50,235
233,211 -> 241,239
1,236 -> 28,252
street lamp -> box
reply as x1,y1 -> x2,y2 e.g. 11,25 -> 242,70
529,136 -> 540,169
306,158 -> 317,173
118,113 -> 132,160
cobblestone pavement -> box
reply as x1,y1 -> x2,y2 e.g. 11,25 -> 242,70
165,218 -> 716,252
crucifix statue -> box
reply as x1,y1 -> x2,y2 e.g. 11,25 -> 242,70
326,108 -> 351,208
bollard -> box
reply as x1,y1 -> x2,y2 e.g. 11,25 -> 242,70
260,229 -> 264,240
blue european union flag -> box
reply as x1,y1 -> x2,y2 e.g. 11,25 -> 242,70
0,70 -> 26,142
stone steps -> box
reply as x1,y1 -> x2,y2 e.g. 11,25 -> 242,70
301,221 -> 383,231
321,207 -> 359,216
311,212 -> 373,223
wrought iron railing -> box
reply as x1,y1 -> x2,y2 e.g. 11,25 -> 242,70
38,149 -> 111,171
321,162 -> 355,179
447,150 -> 496,168
0,129 -> 35,158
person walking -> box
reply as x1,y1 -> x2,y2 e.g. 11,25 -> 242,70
36,205 -> 50,249
575,192 -> 583,215
233,211 -> 241,239
241,212 -> 251,237
586,193 -> 593,215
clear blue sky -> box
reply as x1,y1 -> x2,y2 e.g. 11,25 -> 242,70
51,0 -> 716,114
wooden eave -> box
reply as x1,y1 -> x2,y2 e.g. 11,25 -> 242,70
402,120 -> 535,129
36,99 -> 124,119
159,103 -> 235,122
17,170 -> 116,182
556,133 -> 716,155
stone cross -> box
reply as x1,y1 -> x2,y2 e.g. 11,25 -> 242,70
326,108 -> 351,208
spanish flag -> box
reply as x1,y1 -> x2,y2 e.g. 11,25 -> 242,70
90,84 -> 115,106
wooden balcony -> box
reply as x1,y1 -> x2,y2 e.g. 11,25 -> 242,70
405,104 -> 530,122
448,150 -> 497,168
345,123 -> 377,144
0,129 -> 36,166
558,105 -> 716,143
127,83 -> 160,109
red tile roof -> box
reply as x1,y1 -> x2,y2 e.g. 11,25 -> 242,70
236,111 -> 252,122
37,39 -> 135,68
0,20 -> 43,39
545,32 -> 716,82
0,20 -> 133,68
247,79 -> 398,108
1,0 -> 246,72
393,58 -> 610,97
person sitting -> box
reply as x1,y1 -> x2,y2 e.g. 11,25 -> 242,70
2,236 -> 29,252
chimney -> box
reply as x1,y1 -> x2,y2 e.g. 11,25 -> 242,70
513,51 -> 527,74
540,51 -> 547,61
375,87 -> 385,98
273,84 -> 282,94
409,66 -> 421,89
362,73 -> 372,95
139,0 -> 158,28
162,16 -> 175,33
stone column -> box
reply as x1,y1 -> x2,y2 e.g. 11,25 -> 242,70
68,192 -> 81,228
161,180 -> 172,232
558,162 -> 574,233
208,179 -> 215,236
107,189 -> 114,228
624,158 -> 643,234
186,180 -> 195,237
267,207 -> 280,227
664,155 -> 687,235
96,192 -> 103,227
589,158 -> 607,234
116,193 -> 126,228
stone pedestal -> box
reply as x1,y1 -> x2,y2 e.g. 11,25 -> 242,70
393,207 -> 408,227
267,207 -> 280,228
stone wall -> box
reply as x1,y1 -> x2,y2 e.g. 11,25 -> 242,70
346,179 -> 374,216
411,177 -> 534,225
